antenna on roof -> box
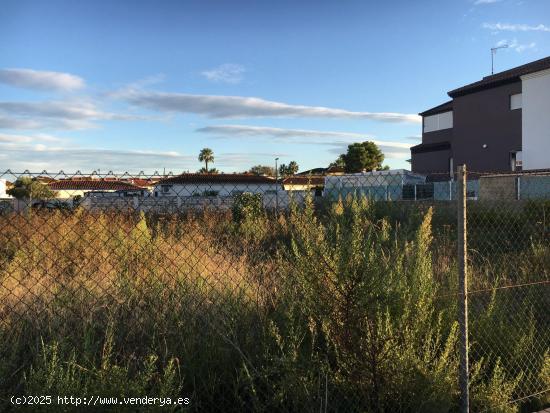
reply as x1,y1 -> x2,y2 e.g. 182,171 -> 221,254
491,44 -> 508,74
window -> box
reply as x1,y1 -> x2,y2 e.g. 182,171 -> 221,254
510,93 -> 522,110
423,111 -> 453,133
161,185 -> 171,193
510,151 -> 522,171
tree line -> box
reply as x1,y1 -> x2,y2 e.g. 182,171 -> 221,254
199,140 -> 388,176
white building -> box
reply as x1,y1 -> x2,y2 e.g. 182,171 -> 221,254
0,179 -> 9,198
48,179 -> 147,201
324,169 -> 426,201
153,174 -> 280,198
521,68 -> 550,170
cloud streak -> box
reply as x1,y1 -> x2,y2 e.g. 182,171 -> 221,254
0,133 -> 63,144
0,133 -> 285,173
0,68 -> 85,92
0,100 -> 144,131
196,124 -> 412,159
196,124 -> 375,140
483,22 -> 550,32
116,89 -> 421,123
474,0 -> 502,4
201,64 -> 245,84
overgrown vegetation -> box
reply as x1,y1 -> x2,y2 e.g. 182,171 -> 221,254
0,198 -> 548,412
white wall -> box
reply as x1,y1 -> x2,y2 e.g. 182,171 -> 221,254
0,179 -> 5,197
521,69 -> 550,170
154,182 -> 279,197
0,179 -> 10,198
423,111 -> 453,133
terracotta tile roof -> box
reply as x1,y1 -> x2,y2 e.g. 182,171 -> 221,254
125,178 -> 160,187
448,55 -> 550,97
296,166 -> 345,175
48,180 -> 143,191
157,173 -> 276,185
327,166 -> 345,174
282,176 -> 325,186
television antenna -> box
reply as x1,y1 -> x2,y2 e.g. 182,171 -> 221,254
491,44 -> 508,74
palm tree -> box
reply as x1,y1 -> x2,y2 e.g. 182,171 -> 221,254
198,148 -> 214,173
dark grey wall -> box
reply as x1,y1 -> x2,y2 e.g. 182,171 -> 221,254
412,149 -> 451,174
422,127 -> 453,145
452,81 -> 522,172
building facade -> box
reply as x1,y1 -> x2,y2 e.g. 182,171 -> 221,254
0,179 -> 7,198
153,174 -> 279,197
412,56 -> 550,175
48,179 -> 145,200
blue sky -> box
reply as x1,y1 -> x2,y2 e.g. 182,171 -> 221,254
1,0 -> 549,174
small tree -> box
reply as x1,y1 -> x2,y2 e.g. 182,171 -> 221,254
249,165 -> 275,177
232,192 -> 263,224
198,148 -> 214,173
279,161 -> 299,177
198,167 -> 219,174
340,141 -> 385,173
329,155 -> 346,169
7,177 -> 56,200
231,192 -> 267,240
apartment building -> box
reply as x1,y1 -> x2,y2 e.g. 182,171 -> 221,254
411,56 -> 550,175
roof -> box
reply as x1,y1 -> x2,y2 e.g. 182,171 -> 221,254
156,173 -> 276,185
296,166 -> 345,176
48,180 -> 143,191
125,178 -> 160,187
282,176 -> 325,186
419,100 -> 453,117
296,167 -> 328,175
448,55 -> 550,98
410,141 -> 451,154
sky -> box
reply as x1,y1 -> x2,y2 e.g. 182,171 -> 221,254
1,0 -> 549,174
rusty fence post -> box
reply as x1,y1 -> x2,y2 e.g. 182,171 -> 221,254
457,164 -> 469,413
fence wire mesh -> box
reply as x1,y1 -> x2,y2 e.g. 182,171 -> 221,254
0,168 -> 548,412
466,169 -> 550,413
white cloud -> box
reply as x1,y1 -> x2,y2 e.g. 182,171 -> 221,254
483,22 -> 550,32
0,142 -> 193,173
201,64 -> 246,84
115,89 -> 421,123
0,100 -> 143,131
196,124 -> 412,159
0,116 -> 46,130
0,133 -> 63,144
474,0 -> 502,4
496,38 -> 536,52
196,124 -> 373,140
0,134 -> 284,173
0,68 -> 85,92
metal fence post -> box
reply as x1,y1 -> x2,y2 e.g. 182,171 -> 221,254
457,164 -> 469,413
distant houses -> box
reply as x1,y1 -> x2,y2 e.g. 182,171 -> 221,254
0,179 -> 10,199
2,166 -> 549,214
324,169 -> 427,201
282,176 -> 324,193
152,173 -> 279,197
48,179 -> 147,201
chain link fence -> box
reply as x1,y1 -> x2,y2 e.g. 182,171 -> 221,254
0,167 -> 548,412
